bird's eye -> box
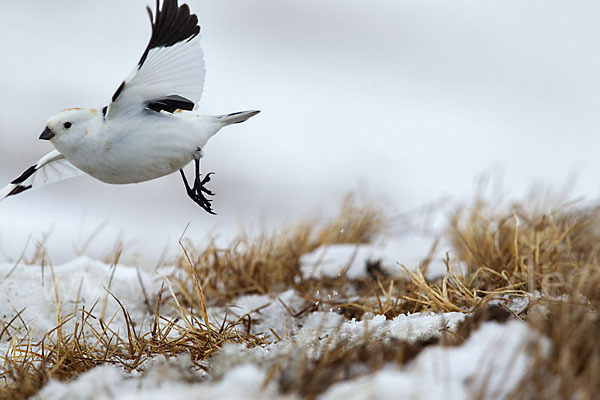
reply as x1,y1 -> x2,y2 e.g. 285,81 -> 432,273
64,122 -> 72,129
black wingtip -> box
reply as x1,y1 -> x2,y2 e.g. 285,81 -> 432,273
7,184 -> 32,197
138,0 -> 201,67
11,165 -> 37,185
111,81 -> 126,103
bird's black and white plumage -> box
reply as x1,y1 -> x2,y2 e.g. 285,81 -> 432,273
1,0 -> 259,214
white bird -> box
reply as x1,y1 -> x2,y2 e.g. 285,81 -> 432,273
0,0 -> 259,214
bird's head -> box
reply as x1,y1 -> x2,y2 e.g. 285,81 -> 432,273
40,108 -> 99,152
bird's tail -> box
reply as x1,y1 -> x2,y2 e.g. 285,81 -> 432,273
216,110 -> 261,126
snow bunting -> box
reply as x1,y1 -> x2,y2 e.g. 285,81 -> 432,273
0,0 -> 259,214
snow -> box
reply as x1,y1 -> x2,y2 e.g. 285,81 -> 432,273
223,289 -> 308,339
209,311 -> 466,377
0,257 -> 545,400
320,320 -> 540,400
36,362 -> 283,400
2,247 -> 462,354
299,235 -> 451,281
0,257 -> 160,343
33,318 -> 538,400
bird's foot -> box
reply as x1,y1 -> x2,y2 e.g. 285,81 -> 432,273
188,171 -> 216,215
186,185 -> 215,215
180,164 -> 217,215
195,172 -> 215,196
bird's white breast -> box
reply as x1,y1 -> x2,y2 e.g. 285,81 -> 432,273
58,113 -> 218,185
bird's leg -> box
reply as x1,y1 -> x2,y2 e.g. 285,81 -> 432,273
179,161 -> 216,215
179,169 -> 195,197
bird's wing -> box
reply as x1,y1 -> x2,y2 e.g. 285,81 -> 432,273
106,0 -> 205,120
0,150 -> 84,201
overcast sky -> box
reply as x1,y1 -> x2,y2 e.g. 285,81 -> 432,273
1,0 -> 599,263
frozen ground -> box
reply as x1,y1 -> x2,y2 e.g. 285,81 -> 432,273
0,236 -> 450,345
33,320 -> 534,400
0,242 -> 542,400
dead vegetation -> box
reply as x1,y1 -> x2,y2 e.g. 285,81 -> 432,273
269,304 -> 512,400
275,193 -> 600,399
0,194 -> 385,399
447,195 -> 600,400
274,335 -> 439,399
1,192 -> 600,399
510,263 -> 600,399
171,194 -> 386,304
0,274 -> 266,399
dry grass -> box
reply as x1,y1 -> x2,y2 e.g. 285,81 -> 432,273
170,194 -> 386,304
0,273 -> 266,399
449,198 -> 600,292
2,192 -> 600,399
367,195 -> 600,316
260,304 -> 511,400
274,336 -> 438,400
265,193 -> 600,399
0,194 -> 385,399
510,266 -> 600,399
447,195 -> 600,399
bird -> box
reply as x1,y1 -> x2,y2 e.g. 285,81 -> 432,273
0,0 -> 259,215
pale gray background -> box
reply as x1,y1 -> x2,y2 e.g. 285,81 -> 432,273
1,0 -> 599,263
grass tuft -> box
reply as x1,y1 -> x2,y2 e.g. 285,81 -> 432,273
172,194 -> 386,304
2,191 -> 600,399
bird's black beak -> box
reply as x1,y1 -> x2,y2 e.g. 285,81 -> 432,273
39,127 -> 55,140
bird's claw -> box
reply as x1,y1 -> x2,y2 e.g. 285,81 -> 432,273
190,191 -> 216,215
181,166 -> 217,215
195,172 -> 214,196
201,172 -> 213,185
190,171 -> 216,214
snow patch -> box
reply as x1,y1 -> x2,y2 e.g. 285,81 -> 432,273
320,320 -> 540,400
0,257 -> 161,342
300,236 -> 450,281
35,361 -> 281,400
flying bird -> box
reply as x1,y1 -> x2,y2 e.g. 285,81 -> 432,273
0,0 -> 259,214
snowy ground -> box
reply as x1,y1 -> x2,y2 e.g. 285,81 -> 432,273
0,239 -> 542,400
33,320 -> 534,400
